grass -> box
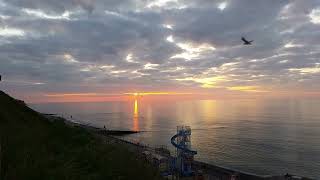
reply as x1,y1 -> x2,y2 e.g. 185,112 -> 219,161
0,91 -> 162,180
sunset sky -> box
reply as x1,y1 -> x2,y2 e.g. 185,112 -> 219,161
0,0 -> 320,102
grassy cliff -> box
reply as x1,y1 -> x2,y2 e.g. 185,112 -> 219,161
0,91 -> 162,180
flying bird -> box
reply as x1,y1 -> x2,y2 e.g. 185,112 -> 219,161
241,37 -> 253,45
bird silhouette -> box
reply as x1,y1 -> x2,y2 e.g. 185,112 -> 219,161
241,37 -> 253,45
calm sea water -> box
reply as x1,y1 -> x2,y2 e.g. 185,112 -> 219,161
30,99 -> 320,179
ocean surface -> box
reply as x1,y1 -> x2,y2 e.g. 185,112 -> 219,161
30,98 -> 320,179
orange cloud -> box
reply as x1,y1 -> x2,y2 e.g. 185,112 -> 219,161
227,86 -> 269,92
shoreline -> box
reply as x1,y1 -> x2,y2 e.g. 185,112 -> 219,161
45,114 -> 314,180
43,114 -> 139,136
0,90 -> 163,179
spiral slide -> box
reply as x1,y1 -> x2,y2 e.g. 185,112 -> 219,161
170,133 -> 197,155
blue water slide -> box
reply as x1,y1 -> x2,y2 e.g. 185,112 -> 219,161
170,133 -> 197,155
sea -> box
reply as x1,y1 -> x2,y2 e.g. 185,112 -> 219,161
30,98 -> 320,179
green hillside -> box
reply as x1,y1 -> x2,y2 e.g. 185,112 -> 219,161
0,91 -> 162,180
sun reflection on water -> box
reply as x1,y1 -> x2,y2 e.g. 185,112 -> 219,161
133,98 -> 139,131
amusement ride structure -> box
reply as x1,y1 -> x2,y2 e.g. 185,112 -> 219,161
171,126 -> 197,176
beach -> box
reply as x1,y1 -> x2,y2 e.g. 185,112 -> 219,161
31,99 -> 320,179
54,114 -> 314,180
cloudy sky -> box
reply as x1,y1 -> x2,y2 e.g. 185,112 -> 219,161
0,0 -> 320,102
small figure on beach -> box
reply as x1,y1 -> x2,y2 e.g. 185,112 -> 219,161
103,125 -> 106,131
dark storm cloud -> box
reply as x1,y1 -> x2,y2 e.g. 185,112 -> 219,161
169,0 -> 288,45
2,0 -> 152,13
1,0 -> 320,97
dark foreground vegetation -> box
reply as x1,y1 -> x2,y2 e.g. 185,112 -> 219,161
0,91 -> 162,180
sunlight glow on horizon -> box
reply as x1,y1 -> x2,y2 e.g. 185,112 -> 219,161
45,93 -> 121,97
124,92 -> 193,96
44,92 -> 194,99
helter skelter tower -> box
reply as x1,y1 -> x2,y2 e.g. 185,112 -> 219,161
171,126 -> 197,176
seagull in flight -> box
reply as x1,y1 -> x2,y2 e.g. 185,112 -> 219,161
241,37 -> 253,45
